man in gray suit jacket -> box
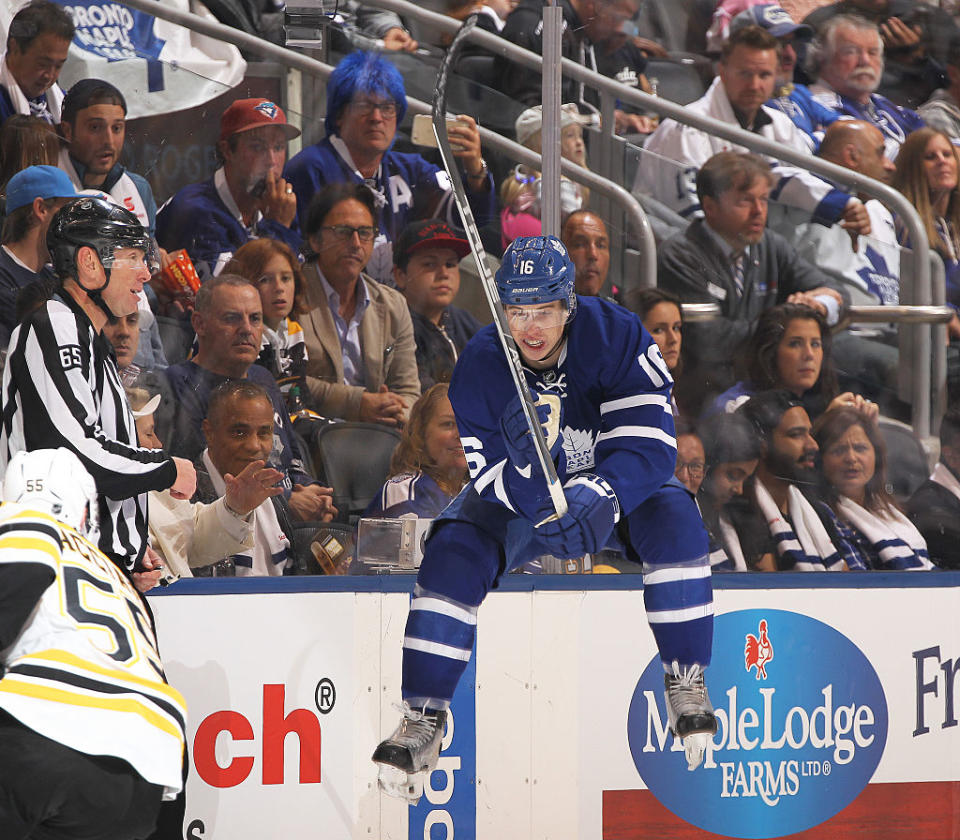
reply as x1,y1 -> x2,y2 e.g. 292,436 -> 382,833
298,183 -> 420,425
658,151 -> 846,399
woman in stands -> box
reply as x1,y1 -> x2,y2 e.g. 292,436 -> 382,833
223,238 -> 308,408
706,303 -> 857,421
893,127 -> 960,338
365,383 -> 469,519
697,411 -> 762,572
625,287 -> 686,413
811,407 -> 932,570
0,115 -> 59,195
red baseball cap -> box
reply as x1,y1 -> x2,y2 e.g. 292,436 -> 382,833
219,98 -> 301,143
394,219 -> 471,266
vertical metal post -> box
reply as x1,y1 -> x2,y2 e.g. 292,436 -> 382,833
911,247 -> 932,438
930,252 -> 947,437
285,68 -> 303,157
597,90 -> 619,293
540,1 -> 562,238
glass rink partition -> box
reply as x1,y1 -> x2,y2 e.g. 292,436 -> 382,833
148,572 -> 960,840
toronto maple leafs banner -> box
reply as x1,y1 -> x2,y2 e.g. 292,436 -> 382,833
0,0 -> 245,119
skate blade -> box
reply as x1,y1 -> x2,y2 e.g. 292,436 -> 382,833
377,763 -> 426,804
682,732 -> 712,771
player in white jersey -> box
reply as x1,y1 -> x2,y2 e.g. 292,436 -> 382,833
0,448 -> 186,839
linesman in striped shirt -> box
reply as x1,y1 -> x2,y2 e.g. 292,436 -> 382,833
0,448 -> 186,838
0,196 -> 196,573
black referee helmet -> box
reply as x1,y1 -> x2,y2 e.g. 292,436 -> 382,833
47,196 -> 151,280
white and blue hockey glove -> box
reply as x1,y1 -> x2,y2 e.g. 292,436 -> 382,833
537,474 -> 621,558
499,391 -> 564,472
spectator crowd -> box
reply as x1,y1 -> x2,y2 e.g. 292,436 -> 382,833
1,0 -> 960,581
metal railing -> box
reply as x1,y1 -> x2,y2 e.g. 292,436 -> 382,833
685,302 -> 953,325
363,0 -> 940,438
117,0 -> 941,437
116,0 -> 656,285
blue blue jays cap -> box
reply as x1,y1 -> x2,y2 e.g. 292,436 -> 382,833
5,165 -> 77,213
730,4 -> 814,39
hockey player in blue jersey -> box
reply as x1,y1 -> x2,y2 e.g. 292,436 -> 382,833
372,236 -> 717,802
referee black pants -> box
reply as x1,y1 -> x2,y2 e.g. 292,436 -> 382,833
0,709 -> 164,840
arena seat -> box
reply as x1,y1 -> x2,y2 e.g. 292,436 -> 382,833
644,57 -> 708,105
313,422 -> 402,523
878,417 -> 932,503
633,0 -> 715,54
455,54 -> 497,91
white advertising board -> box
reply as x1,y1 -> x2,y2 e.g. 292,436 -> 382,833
150,576 -> 960,839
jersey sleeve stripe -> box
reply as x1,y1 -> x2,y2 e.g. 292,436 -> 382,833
22,326 -> 168,479
0,678 -> 184,744
8,662 -> 186,733
600,395 -> 669,414
596,426 -> 677,448
0,535 -> 62,566
0,520 -> 62,546
27,650 -> 186,708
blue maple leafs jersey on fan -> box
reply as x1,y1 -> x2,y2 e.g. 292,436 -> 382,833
449,296 -> 678,522
0,504 -> 187,798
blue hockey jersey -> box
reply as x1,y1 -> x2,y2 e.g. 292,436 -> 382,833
447,297 -> 677,534
767,83 -> 841,152
156,172 -> 302,274
283,136 -> 496,249
810,88 -> 924,159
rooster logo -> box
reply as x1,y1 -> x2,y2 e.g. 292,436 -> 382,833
745,619 -> 774,680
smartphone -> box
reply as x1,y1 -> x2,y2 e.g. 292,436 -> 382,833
411,113 -> 465,149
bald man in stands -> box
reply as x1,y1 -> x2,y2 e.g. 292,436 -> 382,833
789,120 -> 898,308
561,210 -> 612,297
788,119 -> 901,404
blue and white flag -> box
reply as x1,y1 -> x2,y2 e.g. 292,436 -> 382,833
1,0 -> 246,119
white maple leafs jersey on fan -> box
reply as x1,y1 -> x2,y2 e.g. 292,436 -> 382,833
0,503 -> 186,798
449,296 -> 678,520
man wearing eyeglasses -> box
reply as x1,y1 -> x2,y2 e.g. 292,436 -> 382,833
284,51 -> 495,285
674,420 -> 706,495
156,98 -> 302,276
297,182 -> 421,426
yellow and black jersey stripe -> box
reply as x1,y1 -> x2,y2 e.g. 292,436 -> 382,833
0,505 -> 186,795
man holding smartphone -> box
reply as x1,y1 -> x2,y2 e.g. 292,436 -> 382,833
156,98 -> 302,276
284,51 -> 496,284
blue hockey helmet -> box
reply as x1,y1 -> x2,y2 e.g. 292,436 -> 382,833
495,236 -> 577,321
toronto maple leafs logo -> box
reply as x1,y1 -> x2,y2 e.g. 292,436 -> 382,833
254,101 -> 279,120
562,426 -> 596,472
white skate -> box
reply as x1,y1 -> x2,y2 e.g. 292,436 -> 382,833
372,703 -> 446,804
664,661 -> 717,771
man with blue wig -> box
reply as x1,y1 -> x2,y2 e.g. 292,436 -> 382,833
284,51 -> 496,282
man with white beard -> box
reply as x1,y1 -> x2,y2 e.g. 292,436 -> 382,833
807,14 -> 924,158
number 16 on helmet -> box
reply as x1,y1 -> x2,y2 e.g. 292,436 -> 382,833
495,235 -> 577,322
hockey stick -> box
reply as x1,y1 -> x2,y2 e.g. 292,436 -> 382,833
432,15 -> 568,522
